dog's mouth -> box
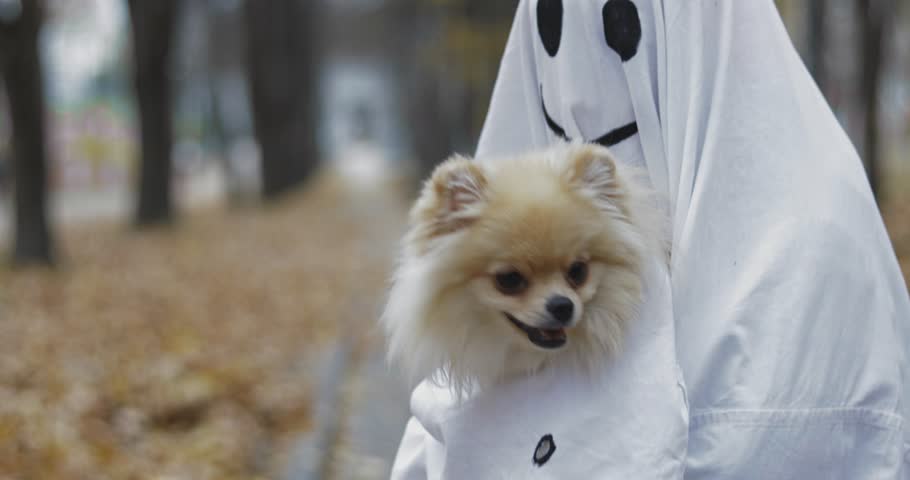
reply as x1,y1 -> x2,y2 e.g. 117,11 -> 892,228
504,313 -> 567,349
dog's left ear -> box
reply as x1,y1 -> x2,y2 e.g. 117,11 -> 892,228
565,145 -> 627,215
412,155 -> 487,238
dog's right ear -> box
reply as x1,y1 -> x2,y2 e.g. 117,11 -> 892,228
565,144 -> 627,216
412,155 -> 487,238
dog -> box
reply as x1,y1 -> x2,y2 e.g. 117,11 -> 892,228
381,143 -> 666,395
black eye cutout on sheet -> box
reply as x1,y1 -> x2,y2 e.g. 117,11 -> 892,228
536,0 -> 642,147
602,0 -> 641,62
536,0 -> 563,57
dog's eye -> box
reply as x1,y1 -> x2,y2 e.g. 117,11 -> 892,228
566,261 -> 588,288
494,270 -> 528,295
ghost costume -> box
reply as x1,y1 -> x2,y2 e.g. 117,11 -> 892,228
390,1 -> 910,478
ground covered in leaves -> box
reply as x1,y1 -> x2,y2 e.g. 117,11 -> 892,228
0,173 -> 405,480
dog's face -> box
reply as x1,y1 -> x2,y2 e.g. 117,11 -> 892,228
470,256 -> 604,351
449,147 -> 636,355
386,144 -> 648,389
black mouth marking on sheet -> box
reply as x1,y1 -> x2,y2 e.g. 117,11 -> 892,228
540,87 -> 638,147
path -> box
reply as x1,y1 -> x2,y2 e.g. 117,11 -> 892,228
285,150 -> 413,480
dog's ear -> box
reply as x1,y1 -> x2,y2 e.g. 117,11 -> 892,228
565,145 -> 627,215
412,155 -> 487,237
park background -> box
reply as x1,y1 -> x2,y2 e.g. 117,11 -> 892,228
0,0 -> 908,479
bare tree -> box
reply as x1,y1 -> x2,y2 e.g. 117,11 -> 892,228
807,0 -> 829,96
854,0 -> 893,201
244,0 -> 319,199
127,0 -> 179,225
393,0 -> 513,181
0,0 -> 54,265
397,1 -> 458,181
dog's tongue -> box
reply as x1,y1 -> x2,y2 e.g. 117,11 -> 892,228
538,328 -> 566,341
527,327 -> 567,349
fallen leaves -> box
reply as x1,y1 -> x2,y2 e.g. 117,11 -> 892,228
0,172 -> 406,479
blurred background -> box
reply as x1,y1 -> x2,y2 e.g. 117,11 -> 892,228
0,0 -> 906,478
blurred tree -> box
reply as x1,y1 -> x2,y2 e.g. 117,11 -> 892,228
807,0 -> 829,96
398,0 -> 514,180
402,0 -> 459,181
244,0 -> 318,199
200,0 -> 233,200
127,0 -> 179,225
855,0 -> 893,201
0,0 -> 55,265
201,0 -> 256,204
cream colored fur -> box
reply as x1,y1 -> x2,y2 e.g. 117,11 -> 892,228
382,143 -> 667,396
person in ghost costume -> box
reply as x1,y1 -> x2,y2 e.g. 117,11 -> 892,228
390,0 -> 910,478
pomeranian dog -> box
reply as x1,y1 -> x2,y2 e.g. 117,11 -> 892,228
382,143 -> 666,395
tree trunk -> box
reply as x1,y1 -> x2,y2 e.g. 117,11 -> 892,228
0,0 -> 54,265
244,0 -> 319,199
409,70 -> 456,181
127,0 -> 178,225
855,0 -> 890,202
807,0 -> 829,96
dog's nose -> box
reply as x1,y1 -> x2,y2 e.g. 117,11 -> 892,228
546,296 -> 574,324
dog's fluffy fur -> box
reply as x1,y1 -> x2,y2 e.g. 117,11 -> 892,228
382,143 -> 666,395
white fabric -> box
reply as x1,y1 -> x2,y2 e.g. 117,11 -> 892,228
391,1 -> 910,478
390,260 -> 687,479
